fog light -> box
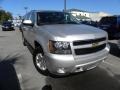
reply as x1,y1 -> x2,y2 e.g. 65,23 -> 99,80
106,44 -> 110,51
75,67 -> 83,72
57,68 -> 66,74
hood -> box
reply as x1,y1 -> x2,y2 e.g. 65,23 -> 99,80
39,24 -> 107,41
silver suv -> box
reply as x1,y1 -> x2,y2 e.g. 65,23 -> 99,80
22,10 -> 110,76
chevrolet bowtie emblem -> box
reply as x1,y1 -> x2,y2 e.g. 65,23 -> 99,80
92,42 -> 99,47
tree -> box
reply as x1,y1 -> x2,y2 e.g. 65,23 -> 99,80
0,9 -> 13,24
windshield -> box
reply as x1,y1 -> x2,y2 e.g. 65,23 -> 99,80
37,12 -> 79,25
3,22 -> 12,26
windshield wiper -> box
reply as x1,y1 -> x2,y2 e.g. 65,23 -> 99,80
67,21 -> 78,24
38,22 -> 53,25
38,21 -> 78,25
55,21 -> 78,24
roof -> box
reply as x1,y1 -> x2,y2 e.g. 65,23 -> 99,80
66,9 -> 88,12
76,15 -> 90,19
31,10 -> 63,13
102,15 -> 120,18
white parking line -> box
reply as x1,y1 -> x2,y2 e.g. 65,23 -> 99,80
103,61 -> 119,69
103,60 -> 120,77
17,73 -> 24,90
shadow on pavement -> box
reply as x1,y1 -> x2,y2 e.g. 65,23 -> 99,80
109,42 -> 120,58
42,85 -> 52,90
45,67 -> 120,90
0,55 -> 21,90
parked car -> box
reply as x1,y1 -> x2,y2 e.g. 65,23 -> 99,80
21,10 -> 110,77
117,39 -> 120,49
98,16 -> 120,40
2,21 -> 14,31
81,21 -> 98,27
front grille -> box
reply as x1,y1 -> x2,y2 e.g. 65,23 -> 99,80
74,44 -> 106,55
73,37 -> 106,46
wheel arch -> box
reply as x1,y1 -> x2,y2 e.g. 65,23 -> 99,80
34,41 -> 44,52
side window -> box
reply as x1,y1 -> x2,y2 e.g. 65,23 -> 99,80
22,15 -> 26,23
37,13 -> 40,25
30,12 -> 35,23
23,15 -> 27,20
24,12 -> 31,20
99,17 -> 105,24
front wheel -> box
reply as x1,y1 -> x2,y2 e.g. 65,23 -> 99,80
33,47 -> 48,76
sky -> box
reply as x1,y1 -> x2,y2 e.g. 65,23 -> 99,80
0,0 -> 120,17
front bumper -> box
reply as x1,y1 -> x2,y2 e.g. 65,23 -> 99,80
2,27 -> 14,31
45,45 -> 110,75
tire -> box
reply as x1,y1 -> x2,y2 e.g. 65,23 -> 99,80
12,29 -> 15,31
33,47 -> 48,76
2,28 -> 5,31
23,39 -> 27,46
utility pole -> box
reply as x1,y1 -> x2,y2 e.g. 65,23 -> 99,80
24,7 -> 28,14
64,0 -> 67,12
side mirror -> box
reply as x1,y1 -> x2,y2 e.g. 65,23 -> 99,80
23,20 -> 34,26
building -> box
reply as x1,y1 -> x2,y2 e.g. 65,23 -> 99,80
12,17 -> 22,27
67,9 -> 111,21
89,12 -> 111,21
67,9 -> 91,21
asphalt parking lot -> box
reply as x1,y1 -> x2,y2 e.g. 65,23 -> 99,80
0,26 -> 120,90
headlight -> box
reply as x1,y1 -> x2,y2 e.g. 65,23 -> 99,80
48,40 -> 72,54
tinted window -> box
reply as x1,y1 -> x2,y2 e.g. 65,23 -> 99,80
30,12 -> 35,23
100,17 -> 117,25
37,12 -> 78,25
3,22 -> 12,25
24,12 -> 31,20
